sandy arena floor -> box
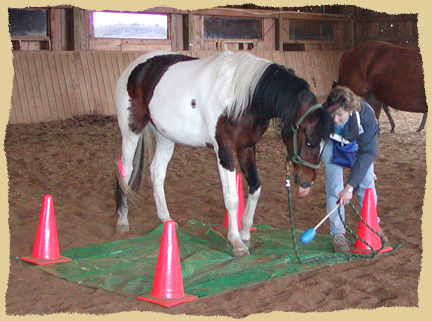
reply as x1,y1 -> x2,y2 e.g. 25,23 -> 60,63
5,110 -> 425,316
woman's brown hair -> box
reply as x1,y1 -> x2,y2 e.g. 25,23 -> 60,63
325,85 -> 361,113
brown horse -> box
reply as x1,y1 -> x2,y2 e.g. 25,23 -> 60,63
337,40 -> 427,132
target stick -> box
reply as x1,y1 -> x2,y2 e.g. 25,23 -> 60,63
300,204 -> 341,244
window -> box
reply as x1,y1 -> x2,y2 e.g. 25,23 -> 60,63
93,11 -> 168,39
289,20 -> 334,41
9,8 -> 48,38
204,17 -> 262,39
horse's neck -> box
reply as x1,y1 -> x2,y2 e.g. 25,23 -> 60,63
260,102 -> 297,126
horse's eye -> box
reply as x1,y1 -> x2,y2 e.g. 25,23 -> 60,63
306,142 -> 313,148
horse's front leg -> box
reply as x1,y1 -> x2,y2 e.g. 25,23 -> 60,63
150,131 -> 175,223
238,146 -> 261,245
216,148 -> 250,257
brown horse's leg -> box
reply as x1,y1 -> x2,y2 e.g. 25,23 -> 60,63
382,104 -> 396,133
417,112 -> 427,132
237,146 -> 261,245
366,94 -> 396,133
365,96 -> 383,130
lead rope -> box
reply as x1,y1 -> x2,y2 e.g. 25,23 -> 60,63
285,168 -> 386,264
285,168 -> 304,263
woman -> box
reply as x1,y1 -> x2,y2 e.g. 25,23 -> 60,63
322,86 -> 383,252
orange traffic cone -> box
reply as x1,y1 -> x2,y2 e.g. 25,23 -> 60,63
214,173 -> 256,231
21,195 -> 71,265
350,188 -> 393,254
137,220 -> 197,307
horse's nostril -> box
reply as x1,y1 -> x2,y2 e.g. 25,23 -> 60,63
300,181 -> 312,189
293,173 -> 312,189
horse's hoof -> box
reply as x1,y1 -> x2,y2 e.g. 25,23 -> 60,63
116,224 -> 130,234
232,247 -> 250,257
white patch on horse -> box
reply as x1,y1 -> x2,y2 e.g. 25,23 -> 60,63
239,186 -> 261,243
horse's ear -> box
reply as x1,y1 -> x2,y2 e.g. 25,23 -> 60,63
298,90 -> 315,105
332,80 -> 339,88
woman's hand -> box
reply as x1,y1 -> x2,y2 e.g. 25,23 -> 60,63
338,185 -> 353,205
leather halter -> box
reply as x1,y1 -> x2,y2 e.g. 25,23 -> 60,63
286,104 -> 324,170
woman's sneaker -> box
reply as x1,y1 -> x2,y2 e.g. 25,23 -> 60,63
334,234 -> 351,252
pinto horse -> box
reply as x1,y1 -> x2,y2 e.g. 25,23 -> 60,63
114,50 -> 333,257
337,40 -> 427,132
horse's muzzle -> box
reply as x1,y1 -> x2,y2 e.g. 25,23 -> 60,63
294,173 -> 313,189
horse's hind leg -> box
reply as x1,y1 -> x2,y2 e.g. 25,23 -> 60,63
115,130 -> 144,233
150,130 -> 175,223
382,104 -> 396,133
115,90 -> 149,233
417,112 -> 427,132
238,146 -> 261,245
366,94 -> 396,133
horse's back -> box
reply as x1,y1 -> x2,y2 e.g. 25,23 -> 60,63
116,51 -> 179,107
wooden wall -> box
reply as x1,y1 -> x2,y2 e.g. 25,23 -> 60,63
9,50 -> 344,124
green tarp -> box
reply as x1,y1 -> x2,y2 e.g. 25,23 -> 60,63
29,220 -> 397,298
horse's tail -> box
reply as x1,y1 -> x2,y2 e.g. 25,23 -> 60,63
115,127 -> 153,208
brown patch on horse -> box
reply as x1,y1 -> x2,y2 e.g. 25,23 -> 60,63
127,54 -> 198,134
237,146 -> 261,194
215,113 -> 270,171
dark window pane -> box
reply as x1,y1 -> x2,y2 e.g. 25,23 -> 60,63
204,17 -> 262,39
9,9 -> 48,37
289,20 -> 334,41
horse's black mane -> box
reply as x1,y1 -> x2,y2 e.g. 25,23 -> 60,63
252,63 -> 333,142
252,64 -> 312,124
